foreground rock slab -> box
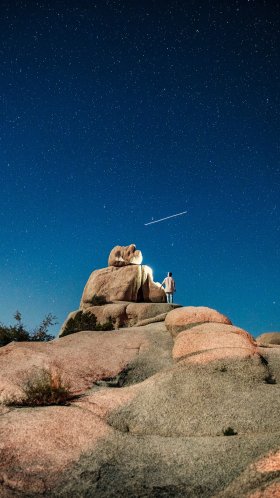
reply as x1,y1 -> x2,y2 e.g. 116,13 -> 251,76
0,323 -> 173,402
1,322 -> 280,497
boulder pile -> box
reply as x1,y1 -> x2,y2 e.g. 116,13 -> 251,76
59,244 -> 177,337
0,247 -> 279,497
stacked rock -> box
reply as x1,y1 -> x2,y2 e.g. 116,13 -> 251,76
59,244 -> 178,337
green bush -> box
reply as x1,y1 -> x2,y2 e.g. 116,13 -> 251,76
61,311 -> 114,337
0,312 -> 56,347
4,366 -> 73,407
90,294 -> 108,306
223,427 -> 237,436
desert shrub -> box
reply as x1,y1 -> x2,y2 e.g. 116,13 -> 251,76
90,294 -> 108,306
5,366 -> 73,407
99,317 -> 114,331
61,311 -> 114,337
0,312 -> 56,347
223,427 -> 237,436
264,373 -> 277,384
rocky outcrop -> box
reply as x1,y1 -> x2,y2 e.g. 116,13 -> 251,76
81,265 -> 143,305
108,244 -> 143,267
59,244 -> 169,337
256,332 -> 280,346
2,244 -> 279,497
80,264 -> 166,308
1,317 -> 280,497
165,305 -> 232,338
59,302 -> 177,337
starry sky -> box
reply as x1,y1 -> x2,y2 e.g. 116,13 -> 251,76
1,0 -> 280,337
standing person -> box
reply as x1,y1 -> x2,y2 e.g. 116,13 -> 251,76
161,272 -> 176,303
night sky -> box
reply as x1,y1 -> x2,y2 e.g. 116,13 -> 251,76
1,1 -> 280,337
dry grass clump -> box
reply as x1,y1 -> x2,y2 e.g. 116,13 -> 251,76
4,366 -> 74,407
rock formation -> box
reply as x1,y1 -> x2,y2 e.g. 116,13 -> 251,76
108,244 -> 143,267
165,305 -> 232,337
60,244 -> 171,337
1,251 -> 280,497
1,308 -> 280,497
256,332 -> 280,346
81,244 -> 165,307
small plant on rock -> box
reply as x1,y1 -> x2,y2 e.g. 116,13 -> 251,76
223,427 -> 238,436
90,295 -> 108,306
4,366 -> 73,407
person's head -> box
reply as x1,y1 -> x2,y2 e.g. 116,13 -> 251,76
168,272 -> 172,277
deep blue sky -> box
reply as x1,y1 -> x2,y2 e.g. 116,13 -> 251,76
1,0 -> 279,337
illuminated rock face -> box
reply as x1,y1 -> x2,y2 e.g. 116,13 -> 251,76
80,264 -> 166,306
108,244 -> 143,267
59,246 -> 169,336
81,265 -> 143,304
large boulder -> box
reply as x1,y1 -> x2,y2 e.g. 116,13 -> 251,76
165,305 -> 232,338
172,322 -> 257,363
80,265 -> 166,308
81,265 -> 143,306
256,332 -> 280,346
108,244 -> 143,267
108,354 -> 279,439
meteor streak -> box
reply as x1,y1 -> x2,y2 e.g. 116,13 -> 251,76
144,211 -> 187,226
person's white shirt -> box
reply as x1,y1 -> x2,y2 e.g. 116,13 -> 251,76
162,276 -> 175,293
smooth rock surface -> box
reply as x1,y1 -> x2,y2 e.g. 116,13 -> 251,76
256,332 -> 280,346
1,320 -> 280,497
0,324 -> 172,402
165,305 -> 232,338
173,322 -> 257,362
80,265 -> 143,306
108,354 -> 280,438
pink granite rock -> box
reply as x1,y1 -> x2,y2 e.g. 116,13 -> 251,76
108,244 -> 143,267
0,327 -> 150,402
165,306 -> 232,338
172,322 -> 257,362
0,405 -> 112,494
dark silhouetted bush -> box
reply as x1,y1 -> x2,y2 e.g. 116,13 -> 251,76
61,311 -> 114,337
0,312 -> 56,347
90,295 -> 108,306
223,427 -> 237,436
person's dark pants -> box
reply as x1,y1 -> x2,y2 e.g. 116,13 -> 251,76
166,293 -> 173,303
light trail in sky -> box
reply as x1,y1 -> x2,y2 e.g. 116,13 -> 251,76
144,211 -> 187,226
